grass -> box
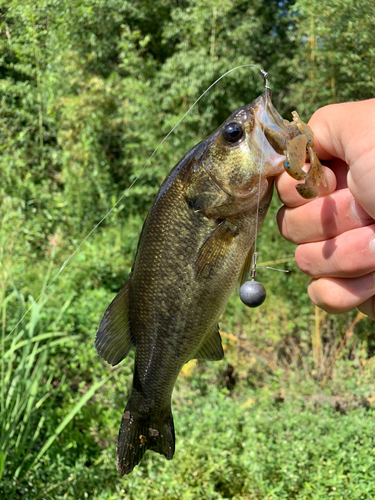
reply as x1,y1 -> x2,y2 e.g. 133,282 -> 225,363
2,283 -> 375,499
12,387 -> 375,500
118,392 -> 375,500
2,196 -> 375,500
0,282 -> 121,498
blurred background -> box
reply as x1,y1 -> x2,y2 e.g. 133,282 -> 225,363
1,0 -> 375,498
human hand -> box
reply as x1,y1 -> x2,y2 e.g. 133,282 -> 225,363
276,99 -> 375,319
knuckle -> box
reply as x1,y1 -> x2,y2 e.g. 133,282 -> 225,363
295,246 -> 314,276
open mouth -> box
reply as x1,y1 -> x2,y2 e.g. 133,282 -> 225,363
249,92 -> 289,175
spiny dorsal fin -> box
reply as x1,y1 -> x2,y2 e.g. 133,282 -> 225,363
195,220 -> 237,279
194,325 -> 224,361
95,279 -> 134,366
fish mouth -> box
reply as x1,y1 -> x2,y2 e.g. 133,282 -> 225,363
252,91 -> 288,135
249,91 -> 291,176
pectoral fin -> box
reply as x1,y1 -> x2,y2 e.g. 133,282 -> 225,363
194,325 -> 224,361
195,220 -> 238,278
95,279 -> 134,366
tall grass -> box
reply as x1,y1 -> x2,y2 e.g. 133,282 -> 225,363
0,280 -> 117,497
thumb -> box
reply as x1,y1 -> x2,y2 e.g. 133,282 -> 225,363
309,100 -> 375,219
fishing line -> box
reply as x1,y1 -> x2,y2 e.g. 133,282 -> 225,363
239,72 -> 283,308
251,78 -> 290,278
252,76 -> 267,259
258,266 -> 289,273
8,63 -> 267,338
253,70 -> 270,260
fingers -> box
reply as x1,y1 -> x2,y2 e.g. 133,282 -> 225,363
328,158 -> 349,191
308,100 -> 375,162
277,188 -> 374,244
308,274 -> 375,317
276,164 -> 337,208
309,100 -> 375,220
295,225 -> 375,278
276,100 -> 375,320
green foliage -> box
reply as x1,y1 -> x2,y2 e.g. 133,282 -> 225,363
1,0 -> 375,498
116,393 -> 375,500
5,389 -> 375,499
289,0 -> 375,116
0,284 -> 119,498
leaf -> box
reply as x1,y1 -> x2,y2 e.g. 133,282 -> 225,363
0,451 -> 4,482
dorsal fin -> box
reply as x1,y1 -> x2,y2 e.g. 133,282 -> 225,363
193,325 -> 224,361
95,279 -> 134,366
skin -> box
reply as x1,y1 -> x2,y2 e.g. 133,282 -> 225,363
276,99 -> 375,320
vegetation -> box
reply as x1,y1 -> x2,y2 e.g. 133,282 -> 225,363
1,0 -> 375,498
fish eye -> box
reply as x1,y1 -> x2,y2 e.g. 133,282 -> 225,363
223,122 -> 244,143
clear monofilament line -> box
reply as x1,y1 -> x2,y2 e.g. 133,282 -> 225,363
252,118 -> 266,273
252,154 -> 264,260
252,75 -> 270,277
258,266 -> 289,273
7,63 -> 268,339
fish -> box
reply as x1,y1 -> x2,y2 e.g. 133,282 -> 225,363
95,90 -> 325,475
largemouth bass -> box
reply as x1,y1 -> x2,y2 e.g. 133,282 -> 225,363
95,91 -> 325,475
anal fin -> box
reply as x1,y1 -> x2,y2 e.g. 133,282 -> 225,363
194,325 -> 224,361
95,278 -> 134,366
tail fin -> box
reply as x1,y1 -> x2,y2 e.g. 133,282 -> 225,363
116,408 -> 175,475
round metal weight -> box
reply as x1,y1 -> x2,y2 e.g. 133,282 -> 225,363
239,280 -> 266,308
